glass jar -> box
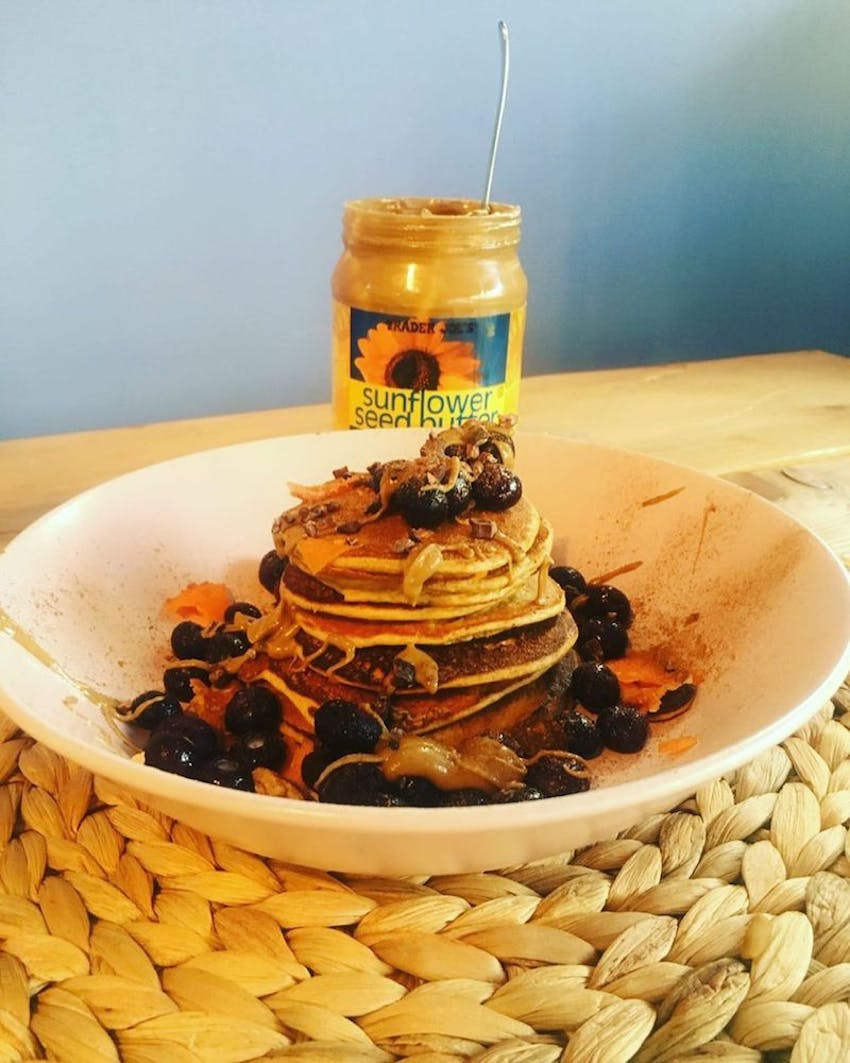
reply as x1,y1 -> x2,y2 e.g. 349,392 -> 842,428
331,197 -> 527,430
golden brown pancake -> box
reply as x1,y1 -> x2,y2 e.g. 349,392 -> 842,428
275,479 -> 541,580
246,652 -> 555,737
294,611 -> 577,692
292,574 -> 565,648
255,421 -> 578,753
318,497 -> 541,575
390,669 -> 555,734
280,521 -> 554,619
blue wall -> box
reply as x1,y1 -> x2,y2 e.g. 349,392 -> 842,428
2,1 -> 849,438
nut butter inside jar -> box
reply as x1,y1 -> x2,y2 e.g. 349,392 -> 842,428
331,197 -> 527,431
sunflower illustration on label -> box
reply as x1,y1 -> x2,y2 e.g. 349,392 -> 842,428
333,304 -> 525,430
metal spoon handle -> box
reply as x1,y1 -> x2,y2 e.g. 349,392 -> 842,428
482,20 -> 510,211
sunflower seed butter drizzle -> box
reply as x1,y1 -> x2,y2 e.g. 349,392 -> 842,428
482,20 -> 510,211
0,605 -> 137,754
0,606 -> 118,717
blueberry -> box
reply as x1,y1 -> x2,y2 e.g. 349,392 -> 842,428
570,662 -> 620,713
396,776 -> 444,807
525,752 -> 591,797
170,621 -> 208,661
549,565 -> 587,604
301,748 -> 335,790
497,785 -> 545,803
258,550 -> 287,597
224,601 -> 262,623
394,476 -> 449,529
144,731 -> 205,778
156,713 -> 220,760
313,699 -> 385,757
599,705 -> 649,753
444,472 -> 471,516
163,665 -> 211,702
231,730 -> 287,771
576,618 -> 629,662
438,788 -> 491,807
200,755 -> 255,791
144,714 -> 219,778
134,694 -> 183,730
207,628 -> 251,663
224,686 -> 282,735
316,761 -> 392,805
472,464 -> 522,511
599,621 -> 629,659
581,584 -> 633,627
562,711 -> 603,759
576,633 -> 600,663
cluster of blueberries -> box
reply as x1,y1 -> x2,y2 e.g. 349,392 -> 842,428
547,565 -> 650,759
382,427 -> 524,530
133,679 -> 287,793
125,540 -> 662,803
388,460 -> 523,530
125,591 -> 289,792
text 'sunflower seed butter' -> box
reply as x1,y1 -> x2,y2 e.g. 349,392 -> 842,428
331,197 -> 527,430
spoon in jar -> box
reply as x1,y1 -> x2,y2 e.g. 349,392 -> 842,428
482,20 -> 510,211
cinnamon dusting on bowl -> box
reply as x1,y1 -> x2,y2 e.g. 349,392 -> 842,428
641,486 -> 686,507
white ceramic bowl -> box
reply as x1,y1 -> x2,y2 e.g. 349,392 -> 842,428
1,430 -> 849,875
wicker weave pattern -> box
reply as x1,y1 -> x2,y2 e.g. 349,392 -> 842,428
1,683 -> 849,1062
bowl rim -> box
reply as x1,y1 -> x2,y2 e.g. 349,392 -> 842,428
1,427 -> 849,840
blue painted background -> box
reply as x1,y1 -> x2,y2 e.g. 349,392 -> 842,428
2,0 -> 849,438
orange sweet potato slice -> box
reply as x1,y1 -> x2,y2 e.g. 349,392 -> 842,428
659,736 -> 698,757
607,652 -> 686,713
164,581 -> 234,627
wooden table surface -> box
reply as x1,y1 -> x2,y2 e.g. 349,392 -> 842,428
2,349 -> 849,561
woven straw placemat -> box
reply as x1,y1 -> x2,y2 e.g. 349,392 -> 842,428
1,682 -> 849,1062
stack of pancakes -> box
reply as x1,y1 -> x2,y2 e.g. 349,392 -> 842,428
255,422 -> 578,745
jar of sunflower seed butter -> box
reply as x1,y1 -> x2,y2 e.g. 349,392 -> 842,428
331,197 -> 527,430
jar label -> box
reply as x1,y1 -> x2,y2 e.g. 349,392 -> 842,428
332,302 -> 525,430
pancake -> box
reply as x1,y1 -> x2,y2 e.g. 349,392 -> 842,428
281,521 -> 554,619
294,611 -> 578,692
292,573 -> 566,648
319,529 -> 549,601
243,651 -> 554,737
275,470 -> 541,580
287,509 -> 545,597
318,498 -> 541,575
234,420 -> 583,778
428,674 -> 552,748
389,668 -> 554,734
